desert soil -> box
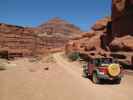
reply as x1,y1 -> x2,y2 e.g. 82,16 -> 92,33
0,52 -> 133,100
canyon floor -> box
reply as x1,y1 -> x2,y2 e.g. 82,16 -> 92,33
0,52 -> 133,100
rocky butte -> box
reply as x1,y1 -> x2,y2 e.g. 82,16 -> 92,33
36,17 -> 81,52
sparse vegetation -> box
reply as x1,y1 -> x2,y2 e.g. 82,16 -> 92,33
68,52 -> 80,61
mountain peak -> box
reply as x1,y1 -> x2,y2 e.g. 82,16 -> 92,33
38,17 -> 81,36
39,17 -> 72,27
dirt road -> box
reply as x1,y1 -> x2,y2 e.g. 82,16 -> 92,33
0,52 -> 133,100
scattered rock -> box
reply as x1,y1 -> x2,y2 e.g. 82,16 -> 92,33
44,67 -> 49,71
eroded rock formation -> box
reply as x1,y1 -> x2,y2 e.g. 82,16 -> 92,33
0,23 -> 47,58
65,4 -> 133,66
0,18 -> 81,58
65,17 -> 111,58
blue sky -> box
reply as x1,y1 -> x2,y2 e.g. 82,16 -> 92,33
0,0 -> 111,31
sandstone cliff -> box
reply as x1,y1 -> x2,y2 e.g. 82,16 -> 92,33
0,18 -> 81,58
112,0 -> 133,36
0,23 -> 47,57
65,13 -> 133,67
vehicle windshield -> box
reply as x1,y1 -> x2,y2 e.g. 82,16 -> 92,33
100,58 -> 113,64
94,58 -> 113,66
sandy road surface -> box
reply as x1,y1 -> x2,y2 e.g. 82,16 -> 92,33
0,52 -> 133,100
53,53 -> 133,100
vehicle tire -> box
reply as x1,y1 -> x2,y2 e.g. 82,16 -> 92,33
92,72 -> 100,84
114,78 -> 121,84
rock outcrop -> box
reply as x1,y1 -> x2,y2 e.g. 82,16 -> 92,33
65,16 -> 133,67
0,18 -> 81,58
112,0 -> 133,36
91,16 -> 111,32
65,17 -> 111,58
0,23 -> 47,57
65,0 -> 133,67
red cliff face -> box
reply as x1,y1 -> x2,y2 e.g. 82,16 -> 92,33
0,23 -> 47,57
0,18 -> 81,58
65,17 -> 111,58
65,13 -> 133,65
112,0 -> 133,36
65,0 -> 133,66
110,0 -> 133,53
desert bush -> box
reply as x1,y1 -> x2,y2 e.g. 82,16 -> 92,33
68,52 -> 80,61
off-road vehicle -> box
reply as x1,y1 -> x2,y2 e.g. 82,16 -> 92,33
83,58 -> 123,84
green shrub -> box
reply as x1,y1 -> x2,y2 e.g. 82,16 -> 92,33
68,52 -> 80,61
